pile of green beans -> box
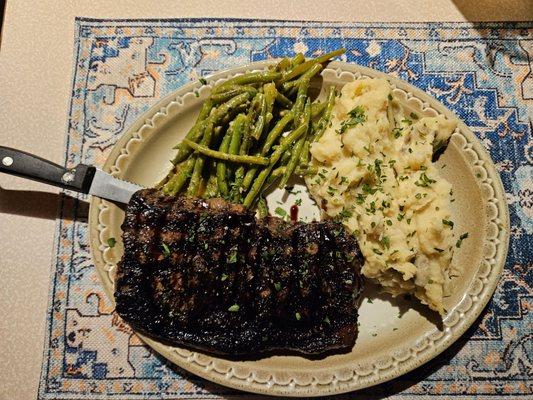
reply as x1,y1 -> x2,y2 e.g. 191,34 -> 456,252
161,48 -> 344,209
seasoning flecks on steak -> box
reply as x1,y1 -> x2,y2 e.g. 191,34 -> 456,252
115,189 -> 364,359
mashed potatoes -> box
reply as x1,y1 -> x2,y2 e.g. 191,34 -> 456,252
305,78 -> 458,314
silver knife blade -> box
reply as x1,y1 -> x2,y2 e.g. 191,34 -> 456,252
88,169 -> 143,204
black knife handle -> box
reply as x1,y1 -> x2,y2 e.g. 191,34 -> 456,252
0,146 -> 96,193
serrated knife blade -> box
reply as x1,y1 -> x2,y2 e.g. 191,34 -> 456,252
88,169 -> 144,204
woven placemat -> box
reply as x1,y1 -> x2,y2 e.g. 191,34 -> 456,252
38,18 -> 532,399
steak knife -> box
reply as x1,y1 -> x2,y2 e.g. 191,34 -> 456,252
0,146 -> 143,203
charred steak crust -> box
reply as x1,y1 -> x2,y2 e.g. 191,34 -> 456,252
115,189 -> 364,358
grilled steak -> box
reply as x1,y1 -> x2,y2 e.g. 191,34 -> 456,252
115,188 -> 364,359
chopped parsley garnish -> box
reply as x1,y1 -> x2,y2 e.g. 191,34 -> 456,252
456,232 -> 469,248
381,236 -> 391,249
340,176 -> 349,185
221,273 -> 228,281
415,172 -> 436,187
107,237 -> 116,248
294,198 -> 302,206
355,193 -> 366,204
442,219 -> 454,228
410,112 -> 419,119
228,249 -> 238,263
199,78 -> 207,85
275,207 -> 287,218
228,304 -> 240,312
386,219 -> 393,226
161,243 -> 171,257
402,118 -> 412,125
338,208 -> 353,220
397,213 -> 405,221
388,93 -> 393,101
367,298 -> 374,304
392,127 -> 402,138
362,183 -> 377,194
415,193 -> 422,199
274,282 -> 282,291
373,249 -> 383,255
434,248 -> 444,253
295,312 -> 302,321
340,106 -> 367,133
324,316 -> 331,324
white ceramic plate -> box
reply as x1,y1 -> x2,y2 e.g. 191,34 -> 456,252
88,60 -> 510,397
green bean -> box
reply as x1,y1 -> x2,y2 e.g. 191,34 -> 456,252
227,114 -> 246,181
251,93 -> 267,140
229,114 -> 246,155
281,79 -> 299,92
204,161 -> 219,198
278,48 -> 345,84
275,57 -> 291,72
275,92 -> 293,108
261,111 -> 294,154
257,197 -> 269,217
187,158 -> 204,196
271,165 -> 317,178
241,111 -> 294,192
278,150 -> 291,169
299,140 -> 310,165
197,97 -> 214,120
210,85 -> 257,104
213,71 -> 281,94
172,93 -> 249,165
172,97 -> 213,162
218,102 -> 249,126
216,131 -> 232,196
263,83 -> 277,127
231,113 -> 254,202
291,53 -> 305,67
174,98 -> 212,149
251,83 -> 277,141
163,156 -> 196,195
238,93 -> 261,151
186,116 -> 216,196
232,168 -> 245,202
291,64 -> 322,127
243,124 -> 307,208
312,86 -> 337,142
279,99 -> 312,188
183,139 -> 269,165
311,101 -> 326,118
212,92 -> 252,125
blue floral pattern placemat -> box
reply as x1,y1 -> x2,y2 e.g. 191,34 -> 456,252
38,18 -> 532,399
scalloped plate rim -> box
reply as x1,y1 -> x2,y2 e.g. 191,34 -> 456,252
88,60 -> 510,397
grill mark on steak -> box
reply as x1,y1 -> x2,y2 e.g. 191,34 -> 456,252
115,188 -> 364,359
